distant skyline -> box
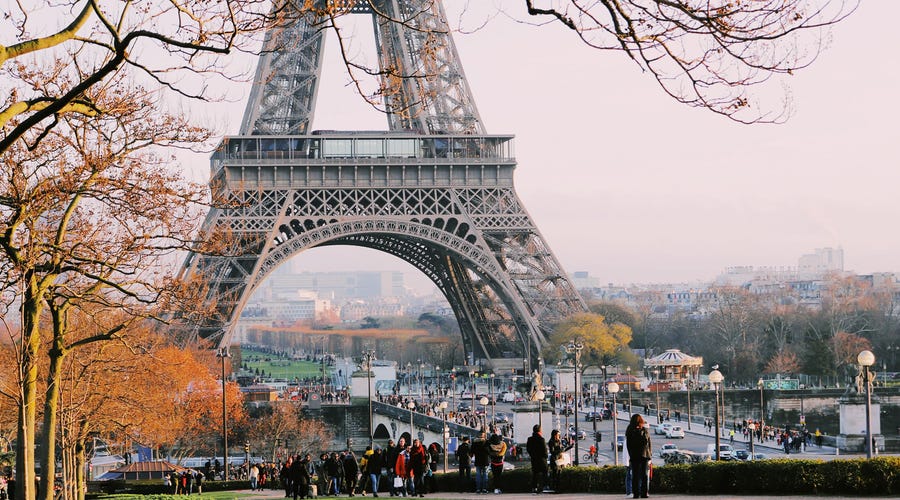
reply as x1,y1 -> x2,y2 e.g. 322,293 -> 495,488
189,2 -> 899,289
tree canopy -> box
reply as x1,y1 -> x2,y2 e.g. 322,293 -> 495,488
544,312 -> 633,366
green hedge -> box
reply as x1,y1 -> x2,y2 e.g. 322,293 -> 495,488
88,479 -> 251,497
433,457 -> 900,496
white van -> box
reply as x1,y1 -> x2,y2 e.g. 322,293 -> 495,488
706,443 -> 734,458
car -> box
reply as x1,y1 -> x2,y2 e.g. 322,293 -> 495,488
568,427 -> 587,440
456,402 -> 471,412
659,443 -> 679,458
474,405 -> 487,416
601,408 -> 612,419
733,449 -> 751,460
654,422 -> 674,435
585,411 -> 602,422
616,435 -> 625,451
665,425 -> 685,439
559,404 -> 574,415
706,443 -> 734,458
493,412 -> 510,424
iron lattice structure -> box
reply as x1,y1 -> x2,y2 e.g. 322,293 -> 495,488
179,0 -> 586,366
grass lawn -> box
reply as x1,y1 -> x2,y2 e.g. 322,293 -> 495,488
241,348 -> 331,380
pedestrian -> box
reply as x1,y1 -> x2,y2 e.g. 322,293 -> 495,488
393,445 -> 410,497
526,425 -> 548,494
625,414 -> 651,499
547,429 -> 564,491
344,450 -> 360,497
622,436 -> 633,498
409,439 -> 427,497
250,463 -> 260,491
488,433 -> 507,494
471,432 -> 490,494
456,436 -> 472,492
365,446 -> 385,497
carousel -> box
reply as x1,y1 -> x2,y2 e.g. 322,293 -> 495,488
644,349 -> 703,390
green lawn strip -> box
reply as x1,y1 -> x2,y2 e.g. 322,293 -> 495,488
87,493 -> 255,499
240,348 -> 331,380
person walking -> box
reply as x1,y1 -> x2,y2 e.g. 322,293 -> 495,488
249,463 -> 260,491
393,445 -> 411,497
409,439 -> 428,497
365,447 -> 385,497
526,425 -> 548,495
456,436 -> 472,492
625,414 -> 652,499
344,450 -> 360,497
471,432 -> 491,494
547,429 -> 566,492
622,436 -> 632,498
488,433 -> 507,494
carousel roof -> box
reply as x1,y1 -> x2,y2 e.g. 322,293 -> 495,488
644,349 -> 703,367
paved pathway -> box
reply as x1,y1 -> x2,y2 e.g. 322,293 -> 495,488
238,489 -> 838,500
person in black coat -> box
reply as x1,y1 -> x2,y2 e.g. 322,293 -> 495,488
343,451 -> 360,496
625,414 -> 652,499
365,447 -> 385,497
526,425 -> 548,494
289,455 -> 311,500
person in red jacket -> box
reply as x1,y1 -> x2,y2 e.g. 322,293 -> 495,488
408,439 -> 428,497
394,445 -> 410,497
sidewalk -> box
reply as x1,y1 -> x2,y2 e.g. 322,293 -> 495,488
239,489 -> 833,500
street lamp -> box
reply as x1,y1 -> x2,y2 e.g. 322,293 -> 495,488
608,382 -> 620,466
652,368 -> 661,423
451,368 -> 456,411
363,349 -> 376,448
747,422 -> 756,460
489,373 -> 496,429
480,396 -> 490,431
858,350 -> 876,459
708,368 -> 724,460
757,378 -> 765,442
684,375 -> 692,430
439,401 -> 449,473
216,346 -> 232,480
535,389 -> 546,431
420,362 -> 426,403
566,339 -> 584,466
470,370 -> 476,412
408,400 -> 417,437
626,366 -> 633,412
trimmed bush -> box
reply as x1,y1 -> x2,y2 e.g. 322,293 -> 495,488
437,457 -> 900,496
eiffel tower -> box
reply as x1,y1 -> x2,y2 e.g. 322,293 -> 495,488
179,0 -> 586,369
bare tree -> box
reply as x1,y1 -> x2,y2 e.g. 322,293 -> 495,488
517,0 -> 858,122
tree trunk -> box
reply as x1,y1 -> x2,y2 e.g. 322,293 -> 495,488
38,319 -> 66,500
16,294 -> 41,500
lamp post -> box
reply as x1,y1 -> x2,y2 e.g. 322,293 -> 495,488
626,366 -> 633,412
600,365 -> 607,410
608,382 -> 620,466
858,350 -> 876,459
470,370 -> 476,412
439,401 -> 449,473
363,349 -> 376,448
708,368 -> 724,460
489,373 -> 496,429
747,422 -> 756,460
652,368 -> 661,423
535,389 -> 546,431
684,375 -> 692,430
408,400 -> 416,438
757,378 -> 765,441
216,346 -> 232,480
420,362 -> 426,403
566,340 -> 584,466
451,368 -> 456,411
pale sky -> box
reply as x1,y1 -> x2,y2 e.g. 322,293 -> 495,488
199,1 -> 900,289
